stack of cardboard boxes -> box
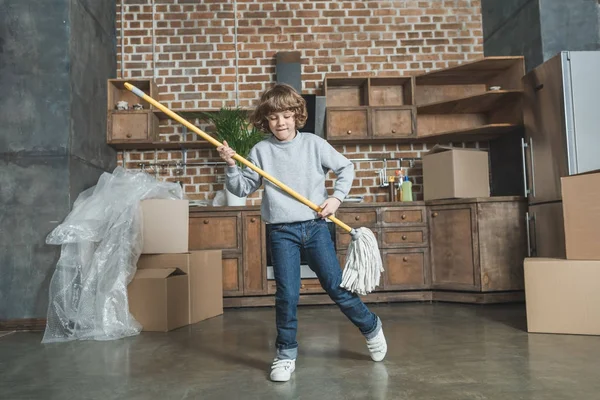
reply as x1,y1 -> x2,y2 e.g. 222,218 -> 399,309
524,172 -> 600,335
128,199 -> 223,332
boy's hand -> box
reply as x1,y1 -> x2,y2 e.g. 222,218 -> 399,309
318,197 -> 341,219
217,140 -> 236,167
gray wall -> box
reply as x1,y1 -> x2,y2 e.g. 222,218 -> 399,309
482,0 -> 600,71
482,0 -> 543,71
0,0 -> 116,321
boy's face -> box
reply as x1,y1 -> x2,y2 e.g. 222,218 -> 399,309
267,110 -> 296,142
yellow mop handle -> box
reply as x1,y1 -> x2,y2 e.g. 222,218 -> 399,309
124,83 -> 354,233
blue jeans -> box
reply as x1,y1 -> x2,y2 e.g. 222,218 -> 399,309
269,218 -> 380,360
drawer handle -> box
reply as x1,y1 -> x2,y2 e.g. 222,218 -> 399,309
403,257 -> 408,262
347,130 -> 352,135
401,214 -> 407,220
126,133 -> 132,138
392,129 -> 396,134
432,212 -> 438,218
355,215 -> 360,221
203,219 -> 209,224
402,235 -> 407,240
301,284 -> 305,289
251,217 -> 256,223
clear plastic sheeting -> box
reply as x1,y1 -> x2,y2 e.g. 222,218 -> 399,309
42,167 -> 183,343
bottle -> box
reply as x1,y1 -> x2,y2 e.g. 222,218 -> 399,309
401,175 -> 413,202
395,170 -> 403,201
388,176 -> 396,202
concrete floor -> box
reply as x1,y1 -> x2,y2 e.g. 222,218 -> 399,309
1,303 -> 599,400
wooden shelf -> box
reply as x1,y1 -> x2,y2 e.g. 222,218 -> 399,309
415,57 -> 525,86
152,109 -> 217,120
417,90 -> 523,114
109,140 -> 213,150
415,124 -> 522,142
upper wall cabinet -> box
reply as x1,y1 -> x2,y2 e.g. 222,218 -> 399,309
324,76 -> 416,142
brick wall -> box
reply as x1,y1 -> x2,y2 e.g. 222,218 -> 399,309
116,0 -> 484,203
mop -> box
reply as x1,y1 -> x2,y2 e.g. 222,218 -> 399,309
124,83 -> 383,295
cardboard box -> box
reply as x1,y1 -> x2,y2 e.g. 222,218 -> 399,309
524,258 -> 600,335
141,199 -> 189,254
128,268 -> 189,332
137,251 -> 223,325
422,146 -> 490,201
561,171 -> 600,260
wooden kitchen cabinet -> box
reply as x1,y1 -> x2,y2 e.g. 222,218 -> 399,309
189,210 -> 267,297
428,198 -> 527,292
325,76 -> 417,142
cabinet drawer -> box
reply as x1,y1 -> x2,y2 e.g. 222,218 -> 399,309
327,108 -> 368,140
381,208 -> 425,225
337,228 -> 380,250
336,209 -> 378,227
372,108 -> 413,137
383,249 -> 429,290
381,228 -> 427,248
268,279 -> 325,294
189,215 -> 239,250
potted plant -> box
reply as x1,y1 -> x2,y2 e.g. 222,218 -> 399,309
201,108 -> 266,206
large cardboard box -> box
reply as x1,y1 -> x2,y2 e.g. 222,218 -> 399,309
422,146 -> 490,201
524,258 -> 600,335
137,251 -> 223,324
561,171 -> 600,260
128,268 -> 189,332
141,199 -> 189,254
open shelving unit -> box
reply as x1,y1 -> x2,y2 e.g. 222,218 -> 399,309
414,56 -> 525,139
106,57 -> 526,151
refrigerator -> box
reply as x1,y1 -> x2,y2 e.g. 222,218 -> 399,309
522,51 -> 600,258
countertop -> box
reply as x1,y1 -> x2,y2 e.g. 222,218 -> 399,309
189,196 -> 525,212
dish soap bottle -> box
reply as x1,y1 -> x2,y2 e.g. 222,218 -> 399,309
401,175 -> 413,202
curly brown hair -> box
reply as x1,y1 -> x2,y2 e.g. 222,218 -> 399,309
250,83 -> 308,133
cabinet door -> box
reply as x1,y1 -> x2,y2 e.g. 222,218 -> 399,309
429,205 -> 480,291
243,212 -> 267,295
383,248 -> 430,290
189,214 -> 240,251
222,255 -> 243,297
108,111 -> 157,142
371,108 -> 414,138
326,108 -> 369,140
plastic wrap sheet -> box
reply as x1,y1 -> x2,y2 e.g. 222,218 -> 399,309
42,167 -> 183,343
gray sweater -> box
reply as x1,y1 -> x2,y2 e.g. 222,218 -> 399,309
225,131 -> 354,224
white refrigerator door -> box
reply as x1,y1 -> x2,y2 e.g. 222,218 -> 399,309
564,51 -> 600,175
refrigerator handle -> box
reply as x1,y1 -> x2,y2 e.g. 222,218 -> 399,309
529,137 -> 536,198
531,212 -> 537,256
525,212 -> 532,257
521,138 -> 530,196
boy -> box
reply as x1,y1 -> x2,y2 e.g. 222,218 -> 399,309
217,84 -> 387,382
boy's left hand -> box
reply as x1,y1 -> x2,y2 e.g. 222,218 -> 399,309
318,197 -> 342,219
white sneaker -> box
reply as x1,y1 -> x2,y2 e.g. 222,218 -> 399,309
270,358 -> 296,382
366,328 -> 387,362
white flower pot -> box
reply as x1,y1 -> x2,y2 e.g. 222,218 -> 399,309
225,188 -> 247,206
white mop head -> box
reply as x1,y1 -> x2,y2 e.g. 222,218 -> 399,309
340,227 -> 384,295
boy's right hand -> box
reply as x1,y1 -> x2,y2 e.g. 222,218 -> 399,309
217,140 -> 237,167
